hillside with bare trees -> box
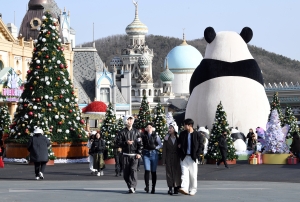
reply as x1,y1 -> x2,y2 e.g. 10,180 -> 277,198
81,34 -> 300,84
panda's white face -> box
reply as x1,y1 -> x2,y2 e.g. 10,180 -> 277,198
204,31 -> 253,63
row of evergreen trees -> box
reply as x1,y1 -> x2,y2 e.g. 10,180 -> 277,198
100,95 -> 168,158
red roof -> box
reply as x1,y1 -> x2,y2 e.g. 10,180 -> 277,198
82,101 -> 107,113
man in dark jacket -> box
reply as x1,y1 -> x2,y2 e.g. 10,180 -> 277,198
217,130 -> 229,169
178,119 -> 203,196
27,127 -> 50,180
117,115 -> 143,194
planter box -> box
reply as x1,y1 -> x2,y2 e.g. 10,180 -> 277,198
52,142 -> 88,159
262,154 -> 290,164
6,143 -> 29,158
207,158 -> 236,165
287,158 -> 298,165
104,158 -> 115,164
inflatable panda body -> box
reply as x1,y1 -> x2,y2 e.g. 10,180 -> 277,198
186,27 -> 270,133
231,128 -> 247,152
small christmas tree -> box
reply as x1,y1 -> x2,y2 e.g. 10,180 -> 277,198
116,117 -> 124,132
269,92 -> 284,124
206,102 -> 237,160
153,102 -> 168,144
0,104 -> 11,133
264,110 -> 290,154
100,103 -> 116,158
136,95 -> 151,129
283,106 -> 299,139
7,12 -> 86,144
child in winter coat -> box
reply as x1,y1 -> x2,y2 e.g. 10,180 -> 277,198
91,132 -> 106,176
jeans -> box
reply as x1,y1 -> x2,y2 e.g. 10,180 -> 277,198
142,149 -> 158,172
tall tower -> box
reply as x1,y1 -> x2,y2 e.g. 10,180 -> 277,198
120,1 -> 154,102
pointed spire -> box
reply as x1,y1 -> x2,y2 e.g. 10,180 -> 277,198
133,0 -> 139,19
165,57 -> 169,69
180,28 -> 188,46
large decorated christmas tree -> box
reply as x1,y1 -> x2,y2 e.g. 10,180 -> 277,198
100,103 -> 117,158
283,106 -> 299,138
268,92 -> 284,124
7,12 -> 86,144
0,104 -> 11,134
206,102 -> 237,160
136,95 -> 151,129
264,110 -> 289,154
153,102 -> 168,143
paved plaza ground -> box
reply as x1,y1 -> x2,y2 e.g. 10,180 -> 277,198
0,161 -> 300,201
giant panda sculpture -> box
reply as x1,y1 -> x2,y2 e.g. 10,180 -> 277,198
186,27 -> 270,133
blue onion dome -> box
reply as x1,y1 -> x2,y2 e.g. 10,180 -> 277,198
166,34 -> 203,73
125,2 -> 148,35
138,53 -> 150,68
160,67 -> 174,82
110,56 -> 123,69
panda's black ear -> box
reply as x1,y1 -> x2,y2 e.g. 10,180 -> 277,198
204,27 -> 216,43
240,27 -> 253,43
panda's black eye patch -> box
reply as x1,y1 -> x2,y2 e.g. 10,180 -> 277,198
189,59 -> 264,94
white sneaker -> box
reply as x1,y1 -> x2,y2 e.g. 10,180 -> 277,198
97,172 -> 100,176
190,191 -> 196,196
39,172 -> 44,179
35,176 -> 39,180
100,170 -> 104,176
129,187 -> 135,193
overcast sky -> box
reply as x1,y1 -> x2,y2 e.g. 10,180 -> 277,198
1,0 -> 300,61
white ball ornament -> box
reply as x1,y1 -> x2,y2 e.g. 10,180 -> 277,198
44,95 -> 49,99
65,81 -> 69,85
57,60 -> 61,64
58,38 -> 62,42
66,130 -> 70,134
42,16 -> 46,19
42,38 -> 46,42
76,117 -> 80,121
65,98 -> 70,103
46,81 -> 50,85
75,98 -> 78,102
24,115 -> 29,119
19,98 -> 23,102
33,106 -> 37,110
36,60 -> 41,64
55,115 -> 59,119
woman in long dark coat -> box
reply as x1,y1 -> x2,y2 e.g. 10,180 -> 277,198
27,127 -> 50,180
162,122 -> 181,195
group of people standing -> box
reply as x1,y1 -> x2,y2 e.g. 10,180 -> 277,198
115,115 -> 204,196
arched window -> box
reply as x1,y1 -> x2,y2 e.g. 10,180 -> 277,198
158,90 -> 161,96
100,88 -> 110,102
154,90 -> 157,96
143,89 -> 146,96
131,90 -> 135,96
0,60 -> 3,71
149,89 -> 151,96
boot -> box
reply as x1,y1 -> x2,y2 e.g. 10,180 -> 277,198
168,187 -> 173,195
174,187 -> 179,194
144,170 -> 150,193
151,171 -> 157,194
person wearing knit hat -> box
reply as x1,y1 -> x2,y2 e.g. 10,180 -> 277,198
162,121 -> 181,195
27,127 -> 50,180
